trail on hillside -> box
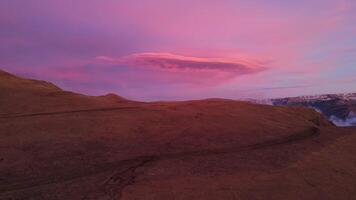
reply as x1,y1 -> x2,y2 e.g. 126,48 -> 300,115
0,107 -> 141,119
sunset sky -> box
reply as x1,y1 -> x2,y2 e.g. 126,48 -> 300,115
1,0 -> 355,100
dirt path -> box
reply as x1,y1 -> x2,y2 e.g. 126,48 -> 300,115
0,107 -> 140,119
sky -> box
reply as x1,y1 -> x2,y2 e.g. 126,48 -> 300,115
1,0 -> 356,101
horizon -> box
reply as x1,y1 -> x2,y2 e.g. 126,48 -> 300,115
1,67 -> 355,102
1,0 -> 356,101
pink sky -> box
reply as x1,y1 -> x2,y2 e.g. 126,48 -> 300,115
1,0 -> 356,100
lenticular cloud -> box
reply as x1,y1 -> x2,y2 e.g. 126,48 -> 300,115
97,53 -> 268,76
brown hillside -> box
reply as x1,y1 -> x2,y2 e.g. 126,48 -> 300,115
0,69 -> 355,200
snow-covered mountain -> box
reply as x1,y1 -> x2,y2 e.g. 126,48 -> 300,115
253,93 -> 356,127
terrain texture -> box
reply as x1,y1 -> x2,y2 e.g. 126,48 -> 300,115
1,69 -> 356,200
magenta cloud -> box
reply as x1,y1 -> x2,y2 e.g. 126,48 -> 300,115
97,53 -> 268,77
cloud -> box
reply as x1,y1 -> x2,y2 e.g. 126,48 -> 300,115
1,0 -> 355,100
329,112 -> 356,127
258,85 -> 309,91
337,48 -> 356,54
97,53 -> 268,76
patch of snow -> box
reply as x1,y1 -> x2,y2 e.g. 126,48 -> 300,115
308,106 -> 322,114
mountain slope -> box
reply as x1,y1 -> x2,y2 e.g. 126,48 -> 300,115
0,69 -> 356,200
271,93 -> 356,126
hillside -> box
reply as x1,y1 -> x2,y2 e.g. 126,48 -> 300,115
0,69 -> 356,200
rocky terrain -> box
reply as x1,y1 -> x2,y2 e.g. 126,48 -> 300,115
1,69 -> 356,199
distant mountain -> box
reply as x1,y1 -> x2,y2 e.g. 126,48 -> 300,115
267,93 -> 356,127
